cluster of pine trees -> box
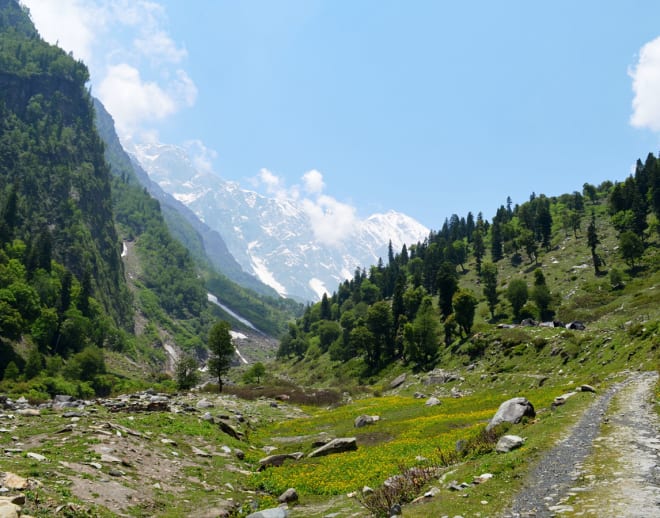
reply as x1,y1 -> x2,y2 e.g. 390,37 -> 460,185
278,158 -> 660,372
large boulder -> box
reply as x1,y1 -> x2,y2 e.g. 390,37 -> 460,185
278,488 -> 298,504
486,397 -> 535,431
389,373 -> 407,389
0,500 -> 20,518
308,437 -> 357,458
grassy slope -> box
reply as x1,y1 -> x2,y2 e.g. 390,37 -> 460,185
246,194 -> 659,516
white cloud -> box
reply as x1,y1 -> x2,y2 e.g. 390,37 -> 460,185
254,169 -> 357,246
184,140 -> 218,175
22,0 -> 196,141
134,30 -> 187,64
302,194 -> 357,246
302,169 -> 325,194
173,70 -> 198,106
98,64 -> 175,133
22,0 -> 102,64
630,36 -> 660,131
257,168 -> 282,191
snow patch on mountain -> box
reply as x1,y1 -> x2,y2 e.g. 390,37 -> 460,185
309,278 -> 329,300
132,142 -> 429,301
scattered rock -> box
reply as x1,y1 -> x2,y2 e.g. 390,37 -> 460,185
196,399 -> 214,409
217,419 -> 244,441
15,409 -> 40,417
425,369 -> 461,385
191,446 -> 212,457
1,473 -> 27,490
234,448 -> 245,460
259,453 -> 304,470
362,486 -> 374,494
246,507 -> 289,518
413,392 -> 426,399
473,473 -> 493,484
566,321 -> 586,330
423,486 -> 441,498
100,453 -> 122,463
552,392 -> 578,408
26,452 -> 46,462
496,435 -> 525,453
389,373 -> 406,389
448,481 -> 471,491
308,438 -> 357,458
354,415 -> 379,428
486,397 -> 536,431
580,384 -> 596,393
425,397 -> 441,407
277,488 -> 298,504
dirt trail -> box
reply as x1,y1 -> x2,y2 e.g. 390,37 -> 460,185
506,371 -> 660,517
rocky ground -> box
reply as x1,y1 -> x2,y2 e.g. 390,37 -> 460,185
2,371 -> 659,517
0,390 -> 308,518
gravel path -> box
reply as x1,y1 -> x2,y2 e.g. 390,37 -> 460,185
505,371 -> 660,517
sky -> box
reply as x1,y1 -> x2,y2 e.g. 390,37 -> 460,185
20,0 -> 660,231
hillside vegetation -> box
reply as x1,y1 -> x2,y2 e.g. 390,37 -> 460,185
0,0 -> 298,401
275,165 -> 658,386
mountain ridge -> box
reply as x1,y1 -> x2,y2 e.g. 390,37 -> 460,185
130,142 -> 430,301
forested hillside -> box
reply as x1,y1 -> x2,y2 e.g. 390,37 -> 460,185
0,0 -> 137,395
278,160 -> 659,380
0,0 -> 232,397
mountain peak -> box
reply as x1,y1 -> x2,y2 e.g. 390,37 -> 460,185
134,142 -> 429,301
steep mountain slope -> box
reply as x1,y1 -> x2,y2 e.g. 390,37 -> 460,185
0,0 -> 130,327
94,99 -> 300,339
131,142 -> 430,301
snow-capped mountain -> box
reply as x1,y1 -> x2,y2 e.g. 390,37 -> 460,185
131,143 -> 429,301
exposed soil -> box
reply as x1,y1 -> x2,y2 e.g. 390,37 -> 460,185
506,371 -> 660,517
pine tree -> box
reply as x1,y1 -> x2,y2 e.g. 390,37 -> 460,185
491,222 -> 503,262
319,293 -> 331,320
436,262 -> 458,318
506,279 -> 528,322
481,262 -> 499,319
453,290 -> 477,336
587,211 -> 602,275
472,228 -> 485,276
207,320 -> 234,392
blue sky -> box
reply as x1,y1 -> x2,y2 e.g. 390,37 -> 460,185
22,0 -> 660,230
